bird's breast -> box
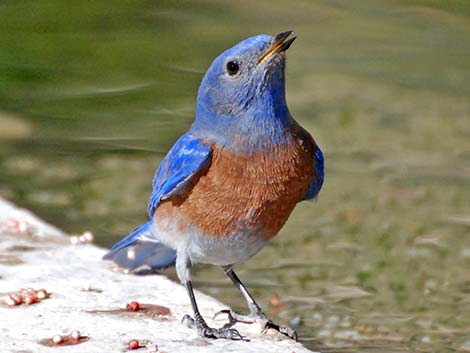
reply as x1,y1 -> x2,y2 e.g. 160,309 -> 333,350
155,128 -> 316,240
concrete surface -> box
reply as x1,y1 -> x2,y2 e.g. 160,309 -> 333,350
0,197 -> 316,353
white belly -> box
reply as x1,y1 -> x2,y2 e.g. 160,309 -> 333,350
152,216 -> 267,266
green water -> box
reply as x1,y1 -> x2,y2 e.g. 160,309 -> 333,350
1,1 -> 470,351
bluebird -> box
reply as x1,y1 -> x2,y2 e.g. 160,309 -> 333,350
103,31 -> 324,341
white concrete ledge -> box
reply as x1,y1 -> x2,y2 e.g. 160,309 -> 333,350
0,198 -> 316,353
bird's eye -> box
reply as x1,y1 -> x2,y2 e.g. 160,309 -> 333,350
226,61 -> 240,76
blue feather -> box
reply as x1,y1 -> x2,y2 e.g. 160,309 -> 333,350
147,132 -> 212,217
105,241 -> 176,271
303,146 -> 324,200
103,221 -> 177,271
104,133 -> 212,271
106,222 -> 151,252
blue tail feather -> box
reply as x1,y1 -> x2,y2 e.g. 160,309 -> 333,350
103,220 -> 176,271
107,222 -> 151,252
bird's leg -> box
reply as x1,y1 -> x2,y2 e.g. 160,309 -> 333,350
216,266 -> 298,340
182,279 -> 243,340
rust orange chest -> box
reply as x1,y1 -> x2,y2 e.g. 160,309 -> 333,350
155,131 -> 316,240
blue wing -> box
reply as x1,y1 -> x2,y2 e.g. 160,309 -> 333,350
103,132 -> 212,270
303,146 -> 324,200
147,132 -> 212,217
102,220 -> 178,271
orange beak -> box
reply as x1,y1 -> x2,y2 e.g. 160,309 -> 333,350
257,31 -> 296,65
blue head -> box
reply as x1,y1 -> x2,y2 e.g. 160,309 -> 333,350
192,32 -> 296,153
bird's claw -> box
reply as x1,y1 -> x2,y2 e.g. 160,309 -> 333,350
213,309 -> 253,324
182,314 -> 197,329
182,314 -> 244,340
264,320 -> 298,341
213,309 -> 298,340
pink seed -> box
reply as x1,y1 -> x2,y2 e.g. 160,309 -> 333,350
37,290 -> 47,300
128,339 -> 139,350
71,330 -> 81,340
83,231 -> 94,242
24,295 -> 36,305
18,221 -> 29,233
10,293 -> 22,305
6,219 -> 17,228
52,335 -> 63,344
127,301 -> 140,312
5,297 -> 17,306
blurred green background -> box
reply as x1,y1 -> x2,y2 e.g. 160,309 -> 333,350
1,1 -> 469,352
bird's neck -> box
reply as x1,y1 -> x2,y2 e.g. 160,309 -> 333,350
193,91 -> 293,155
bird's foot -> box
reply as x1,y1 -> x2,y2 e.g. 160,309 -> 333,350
214,309 -> 298,341
182,314 -> 244,340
